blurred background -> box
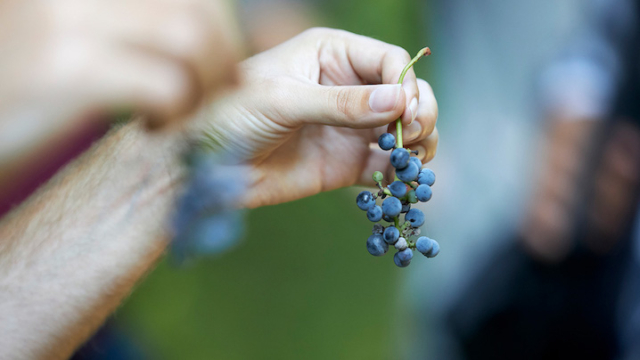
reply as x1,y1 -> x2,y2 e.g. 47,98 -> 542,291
70,0 -> 640,359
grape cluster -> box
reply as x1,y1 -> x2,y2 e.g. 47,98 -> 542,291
356,132 -> 439,267
172,150 -> 246,263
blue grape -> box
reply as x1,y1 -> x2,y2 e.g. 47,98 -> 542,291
383,226 -> 400,244
372,224 -> 384,234
388,181 -> 407,197
415,184 -> 432,202
401,203 -> 411,213
409,157 -> 422,170
390,148 -> 410,169
415,236 -> 433,256
378,133 -> 396,151
396,162 -> 419,182
426,239 -> 440,258
394,237 -> 408,251
356,191 -> 376,211
396,248 -> 413,262
367,234 -> 389,256
367,205 -> 383,222
405,208 -> 425,228
382,197 -> 402,217
382,214 -> 394,222
418,168 -> 436,186
393,251 -> 411,267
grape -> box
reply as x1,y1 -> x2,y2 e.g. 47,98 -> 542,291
388,181 -> 407,197
415,184 -> 432,202
382,214 -> 394,223
383,226 -> 400,244
426,239 -> 440,258
405,208 -> 425,228
356,191 -> 376,211
401,203 -> 411,213
378,133 -> 396,151
372,171 -> 384,183
393,251 -> 411,268
409,157 -> 422,170
394,237 -> 408,251
415,236 -> 433,255
382,197 -> 402,217
372,224 -> 385,235
172,150 -> 247,261
367,205 -> 383,222
396,248 -> 413,262
418,168 -> 436,186
390,148 -> 410,169
367,234 -> 389,256
396,162 -> 419,182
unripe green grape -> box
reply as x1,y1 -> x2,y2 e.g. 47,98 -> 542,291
373,171 -> 384,183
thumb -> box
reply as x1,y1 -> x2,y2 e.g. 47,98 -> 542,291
285,83 -> 406,129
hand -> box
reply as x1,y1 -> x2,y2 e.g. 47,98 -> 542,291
0,0 -> 239,166
198,28 -> 439,208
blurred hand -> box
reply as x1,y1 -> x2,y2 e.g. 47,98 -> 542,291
521,119 -> 640,262
521,119 -> 597,262
0,0 -> 239,166
198,28 -> 439,208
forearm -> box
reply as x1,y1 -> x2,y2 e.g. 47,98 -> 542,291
0,120 -> 186,359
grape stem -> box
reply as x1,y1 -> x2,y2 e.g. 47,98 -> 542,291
395,47 -> 431,150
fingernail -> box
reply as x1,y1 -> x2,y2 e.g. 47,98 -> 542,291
369,85 -> 402,113
409,98 -> 418,124
404,121 -> 422,142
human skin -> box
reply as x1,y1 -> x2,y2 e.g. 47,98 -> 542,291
0,28 -> 438,359
0,0 -> 240,189
198,28 -> 439,208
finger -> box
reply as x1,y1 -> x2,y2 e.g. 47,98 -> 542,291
408,127 -> 439,164
82,46 -> 197,123
280,82 -> 406,129
370,79 -> 437,141
404,79 -> 438,142
310,29 -> 420,127
102,0 -> 239,99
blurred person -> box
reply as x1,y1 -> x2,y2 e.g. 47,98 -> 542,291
0,27 -> 439,359
412,0 -> 640,359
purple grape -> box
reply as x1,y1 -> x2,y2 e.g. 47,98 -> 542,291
396,162 -> 419,182
367,205 -> 383,222
388,181 -> 407,197
356,191 -> 376,211
405,208 -> 425,228
383,226 -> 400,244
367,234 -> 389,256
418,168 -> 436,186
390,148 -> 410,169
415,184 -> 432,202
382,197 -> 402,217
378,133 -> 396,151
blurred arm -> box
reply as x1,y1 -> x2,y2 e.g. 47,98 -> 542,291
0,121 -> 186,360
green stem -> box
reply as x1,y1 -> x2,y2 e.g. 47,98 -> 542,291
394,47 -> 431,149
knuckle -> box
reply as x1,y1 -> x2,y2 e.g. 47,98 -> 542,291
302,27 -> 333,39
334,88 -> 354,119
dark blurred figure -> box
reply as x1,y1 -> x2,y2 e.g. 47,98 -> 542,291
441,0 -> 640,359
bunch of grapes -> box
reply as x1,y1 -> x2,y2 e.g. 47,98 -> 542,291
355,47 -> 439,268
171,149 -> 246,263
